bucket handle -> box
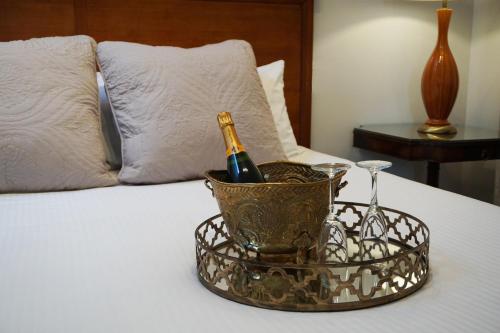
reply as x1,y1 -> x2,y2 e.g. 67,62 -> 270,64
204,179 -> 214,197
336,181 -> 348,197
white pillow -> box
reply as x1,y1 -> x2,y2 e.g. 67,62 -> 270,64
257,60 -> 300,158
97,60 -> 300,166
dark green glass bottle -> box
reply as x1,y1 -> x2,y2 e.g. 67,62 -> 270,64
217,112 -> 265,183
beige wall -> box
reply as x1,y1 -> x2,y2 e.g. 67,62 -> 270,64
464,0 -> 500,204
311,0 -> 499,204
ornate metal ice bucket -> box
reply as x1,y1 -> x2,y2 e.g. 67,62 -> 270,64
204,161 -> 346,254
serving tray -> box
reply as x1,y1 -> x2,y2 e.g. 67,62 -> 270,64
195,202 -> 430,311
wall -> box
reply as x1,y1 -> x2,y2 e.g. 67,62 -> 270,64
311,0 -> 500,204
464,0 -> 500,204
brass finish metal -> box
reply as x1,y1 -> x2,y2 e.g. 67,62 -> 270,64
195,202 -> 430,311
204,161 -> 347,254
417,123 -> 457,135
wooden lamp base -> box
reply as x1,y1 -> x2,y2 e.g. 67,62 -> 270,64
420,7 -> 459,135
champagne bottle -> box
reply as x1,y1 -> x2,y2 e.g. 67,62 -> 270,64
217,112 -> 265,183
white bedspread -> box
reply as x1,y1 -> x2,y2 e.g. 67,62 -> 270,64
1,147 -> 499,333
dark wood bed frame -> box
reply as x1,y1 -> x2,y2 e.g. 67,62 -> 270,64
0,0 -> 313,147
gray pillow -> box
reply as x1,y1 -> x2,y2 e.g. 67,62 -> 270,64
0,36 -> 117,193
97,40 -> 286,184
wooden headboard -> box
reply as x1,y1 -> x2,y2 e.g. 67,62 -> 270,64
0,0 -> 313,147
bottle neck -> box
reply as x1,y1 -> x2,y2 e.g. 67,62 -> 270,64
221,124 -> 246,157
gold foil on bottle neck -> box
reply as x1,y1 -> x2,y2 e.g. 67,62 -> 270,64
217,112 -> 234,128
217,112 -> 245,156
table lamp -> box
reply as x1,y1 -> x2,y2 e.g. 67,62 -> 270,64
417,0 -> 459,134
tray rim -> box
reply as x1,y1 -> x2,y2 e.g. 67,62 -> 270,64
197,272 -> 429,312
195,201 -> 430,312
195,201 -> 430,268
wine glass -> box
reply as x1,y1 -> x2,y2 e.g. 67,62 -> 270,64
356,160 -> 391,259
356,160 -> 392,296
312,163 -> 351,303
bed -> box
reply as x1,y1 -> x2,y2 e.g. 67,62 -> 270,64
1,1 -> 500,332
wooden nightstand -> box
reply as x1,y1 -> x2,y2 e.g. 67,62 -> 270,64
353,124 -> 500,187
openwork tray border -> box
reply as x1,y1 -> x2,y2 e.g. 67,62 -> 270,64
195,202 -> 430,312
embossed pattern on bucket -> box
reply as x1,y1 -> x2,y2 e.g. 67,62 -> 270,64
205,161 -> 346,254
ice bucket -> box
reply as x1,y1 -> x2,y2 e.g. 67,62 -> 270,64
204,161 -> 347,254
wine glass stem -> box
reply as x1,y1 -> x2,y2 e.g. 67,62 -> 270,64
329,175 -> 337,215
370,170 -> 378,208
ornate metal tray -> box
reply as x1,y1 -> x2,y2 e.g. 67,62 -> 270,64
195,202 -> 430,311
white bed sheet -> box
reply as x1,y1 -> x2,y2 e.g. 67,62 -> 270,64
1,147 -> 499,333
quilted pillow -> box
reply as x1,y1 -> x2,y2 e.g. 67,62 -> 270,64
97,40 -> 286,184
0,36 -> 117,192
97,60 -> 300,168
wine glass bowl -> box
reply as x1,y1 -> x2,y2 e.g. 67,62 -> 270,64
355,160 -> 392,296
317,219 -> 348,263
311,163 -> 351,264
356,160 -> 392,261
312,163 -> 351,303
